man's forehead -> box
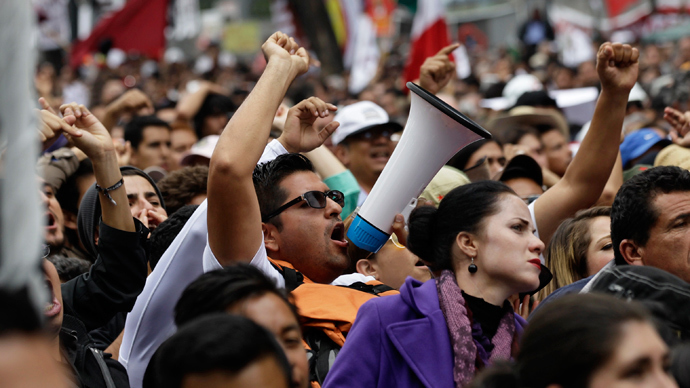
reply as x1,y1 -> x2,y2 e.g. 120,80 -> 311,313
143,125 -> 171,137
278,171 -> 328,196
652,191 -> 690,221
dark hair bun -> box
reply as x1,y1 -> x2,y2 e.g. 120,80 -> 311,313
407,205 -> 438,264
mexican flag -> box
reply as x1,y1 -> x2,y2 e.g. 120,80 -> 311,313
402,0 -> 452,85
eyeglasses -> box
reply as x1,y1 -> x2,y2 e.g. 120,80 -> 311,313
351,128 -> 394,141
262,190 -> 345,222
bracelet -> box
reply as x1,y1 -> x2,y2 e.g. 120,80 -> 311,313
95,178 -> 124,206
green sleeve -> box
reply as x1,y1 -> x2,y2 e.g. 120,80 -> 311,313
323,170 -> 360,219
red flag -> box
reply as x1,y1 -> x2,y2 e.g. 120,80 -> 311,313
605,0 -> 641,18
403,0 -> 451,86
70,0 -> 169,68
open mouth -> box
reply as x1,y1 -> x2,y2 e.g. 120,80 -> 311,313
415,259 -> 427,267
330,222 -> 349,248
369,150 -> 391,161
45,212 -> 56,229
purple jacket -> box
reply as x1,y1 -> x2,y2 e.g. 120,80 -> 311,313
322,277 -> 527,388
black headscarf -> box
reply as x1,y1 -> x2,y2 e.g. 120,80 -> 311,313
77,166 -> 165,259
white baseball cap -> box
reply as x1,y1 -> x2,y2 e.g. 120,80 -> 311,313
181,135 -> 219,166
331,101 -> 402,146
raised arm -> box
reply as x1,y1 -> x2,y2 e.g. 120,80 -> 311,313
101,89 -> 154,132
176,81 -> 228,121
533,43 -> 638,245
418,43 -> 459,95
56,103 -> 147,330
207,32 -> 312,264
595,152 -> 623,206
60,103 -> 135,232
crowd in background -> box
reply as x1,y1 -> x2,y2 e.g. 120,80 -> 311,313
4,2 -> 690,388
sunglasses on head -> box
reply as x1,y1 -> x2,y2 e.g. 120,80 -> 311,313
262,190 -> 345,222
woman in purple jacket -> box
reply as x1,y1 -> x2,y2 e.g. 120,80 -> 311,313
323,180 -> 548,388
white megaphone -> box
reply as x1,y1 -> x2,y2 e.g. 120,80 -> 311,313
347,82 -> 491,252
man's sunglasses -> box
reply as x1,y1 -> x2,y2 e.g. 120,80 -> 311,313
262,190 -> 345,222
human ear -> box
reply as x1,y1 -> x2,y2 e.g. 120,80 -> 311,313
455,231 -> 478,259
262,223 -> 280,253
356,259 -> 378,279
63,210 -> 77,231
333,145 -> 350,167
129,152 -> 138,167
619,239 -> 644,265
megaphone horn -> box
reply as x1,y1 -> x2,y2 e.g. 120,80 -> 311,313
347,82 -> 492,253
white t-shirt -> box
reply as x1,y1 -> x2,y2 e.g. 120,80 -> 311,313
202,234 -> 284,287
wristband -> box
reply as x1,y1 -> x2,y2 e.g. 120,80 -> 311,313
95,178 -> 124,206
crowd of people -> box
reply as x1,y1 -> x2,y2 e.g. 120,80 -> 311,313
8,7 -> 690,387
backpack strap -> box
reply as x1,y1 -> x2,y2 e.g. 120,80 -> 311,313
269,261 -> 304,291
343,281 -> 395,296
89,347 -> 116,388
303,329 -> 341,385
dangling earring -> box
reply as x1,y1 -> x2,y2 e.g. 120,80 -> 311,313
468,257 -> 478,274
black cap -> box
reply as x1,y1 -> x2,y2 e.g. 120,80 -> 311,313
514,90 -> 558,108
497,154 -> 543,187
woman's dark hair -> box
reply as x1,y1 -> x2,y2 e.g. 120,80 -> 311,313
174,264 -> 299,327
447,139 -> 502,172
193,93 -> 236,139
143,314 -> 291,388
518,294 -> 651,388
407,180 -> 515,271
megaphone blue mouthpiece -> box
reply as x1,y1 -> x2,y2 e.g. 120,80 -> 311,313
348,214 -> 389,253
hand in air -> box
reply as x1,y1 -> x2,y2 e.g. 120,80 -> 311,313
419,43 -> 460,95
664,106 -> 690,147
279,97 -> 339,153
36,97 -> 83,151
596,42 -> 639,95
59,102 -> 114,160
261,31 -> 314,78
108,89 -> 154,116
